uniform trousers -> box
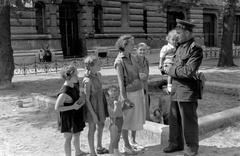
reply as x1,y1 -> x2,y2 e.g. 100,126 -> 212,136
168,101 -> 199,155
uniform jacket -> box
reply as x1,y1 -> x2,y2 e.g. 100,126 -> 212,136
167,38 -> 203,102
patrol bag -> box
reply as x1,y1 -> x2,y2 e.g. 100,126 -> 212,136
193,71 -> 206,99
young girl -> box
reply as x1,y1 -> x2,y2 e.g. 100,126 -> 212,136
55,65 -> 86,156
158,29 -> 178,93
107,85 -> 133,156
82,55 -> 109,156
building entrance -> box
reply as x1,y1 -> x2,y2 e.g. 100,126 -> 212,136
59,2 -> 83,58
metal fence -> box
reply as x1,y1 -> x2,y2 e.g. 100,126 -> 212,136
202,47 -> 240,58
14,47 -> 240,76
14,56 -> 116,76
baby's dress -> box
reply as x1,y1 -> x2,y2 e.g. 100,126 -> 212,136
160,43 -> 176,65
83,73 -> 106,123
58,82 -> 85,133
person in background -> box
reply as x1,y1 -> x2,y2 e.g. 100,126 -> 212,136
106,85 -> 132,156
162,19 -> 203,156
55,65 -> 86,156
158,29 -> 178,94
83,55 -> 109,156
114,34 -> 145,155
151,96 -> 170,125
134,42 -> 150,120
131,42 -> 150,151
42,40 -> 52,62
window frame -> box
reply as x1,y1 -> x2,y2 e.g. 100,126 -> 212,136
121,2 -> 129,27
166,11 -> 185,33
234,15 -> 240,46
35,1 -> 46,34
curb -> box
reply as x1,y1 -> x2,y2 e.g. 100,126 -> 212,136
143,105 -> 240,145
198,106 -> 240,135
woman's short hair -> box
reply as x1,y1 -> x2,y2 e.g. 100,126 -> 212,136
115,34 -> 133,52
137,42 -> 148,49
60,65 -> 77,80
84,55 -> 99,70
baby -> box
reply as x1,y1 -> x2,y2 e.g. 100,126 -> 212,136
159,29 -> 178,94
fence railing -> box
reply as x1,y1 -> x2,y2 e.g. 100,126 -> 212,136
14,56 -> 115,76
14,47 -> 240,76
202,46 -> 240,58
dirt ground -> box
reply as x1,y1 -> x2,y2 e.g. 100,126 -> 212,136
0,58 -> 240,156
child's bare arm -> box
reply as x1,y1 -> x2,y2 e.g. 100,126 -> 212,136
108,101 -> 121,118
159,57 -> 164,69
55,93 -> 81,112
107,103 -> 115,118
84,82 -> 99,123
159,46 -> 167,69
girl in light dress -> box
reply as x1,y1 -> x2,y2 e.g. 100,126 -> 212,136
83,55 -> 109,156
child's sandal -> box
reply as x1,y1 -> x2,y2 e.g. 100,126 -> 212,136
96,147 -> 109,154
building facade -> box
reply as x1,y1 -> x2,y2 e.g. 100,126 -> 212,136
11,0 -> 240,64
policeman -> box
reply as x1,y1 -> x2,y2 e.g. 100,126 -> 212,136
162,19 -> 203,156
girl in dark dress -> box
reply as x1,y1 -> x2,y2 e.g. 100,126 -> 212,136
55,65 -> 86,156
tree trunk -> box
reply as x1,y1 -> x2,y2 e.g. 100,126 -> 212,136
0,4 -> 14,88
218,0 -> 237,67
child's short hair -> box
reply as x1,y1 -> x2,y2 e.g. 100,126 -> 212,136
107,85 -> 119,94
84,55 -> 99,70
60,65 -> 77,80
166,29 -> 177,41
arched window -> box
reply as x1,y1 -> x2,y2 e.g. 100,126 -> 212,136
35,1 -> 46,34
94,5 -> 103,34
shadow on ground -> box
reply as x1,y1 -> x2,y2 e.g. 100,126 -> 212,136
139,144 -> 240,156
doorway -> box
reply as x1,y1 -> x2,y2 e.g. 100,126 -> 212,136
59,2 -> 82,58
167,11 -> 185,33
